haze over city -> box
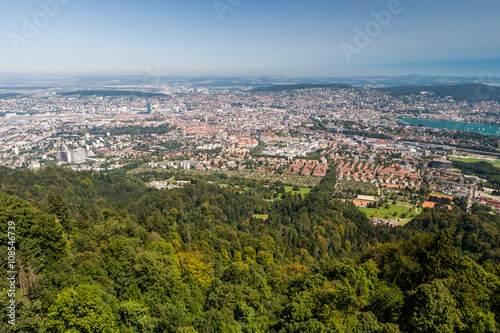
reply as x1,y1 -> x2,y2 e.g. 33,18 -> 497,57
1,0 -> 500,77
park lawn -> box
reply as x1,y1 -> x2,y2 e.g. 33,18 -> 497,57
449,157 -> 500,169
278,186 -> 311,197
218,184 -> 250,192
253,214 -> 269,220
359,203 -> 419,221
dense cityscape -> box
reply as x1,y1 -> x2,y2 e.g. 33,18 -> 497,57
1,82 -> 500,224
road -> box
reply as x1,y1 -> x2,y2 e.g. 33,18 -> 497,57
467,183 -> 477,212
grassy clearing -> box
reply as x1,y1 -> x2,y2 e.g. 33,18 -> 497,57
218,184 -> 250,193
281,186 -> 311,196
359,202 -> 421,222
449,157 -> 500,169
253,214 -> 269,220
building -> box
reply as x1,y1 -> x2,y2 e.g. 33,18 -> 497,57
179,160 -> 200,170
29,161 -> 41,169
429,159 -> 453,170
57,150 -> 71,163
57,147 -> 89,164
71,148 -> 88,163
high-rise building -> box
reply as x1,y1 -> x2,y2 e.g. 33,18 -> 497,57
57,146 -> 89,164
71,148 -> 87,163
57,144 -> 72,163
429,159 -> 453,170
57,150 -> 70,162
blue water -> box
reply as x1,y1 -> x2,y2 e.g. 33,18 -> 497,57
399,118 -> 500,136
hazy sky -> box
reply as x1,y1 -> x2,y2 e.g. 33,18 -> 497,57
1,0 -> 499,77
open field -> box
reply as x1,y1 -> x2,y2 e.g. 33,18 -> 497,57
359,201 -> 422,222
253,214 -> 269,219
449,157 -> 500,168
219,184 -> 251,193
280,186 -> 311,197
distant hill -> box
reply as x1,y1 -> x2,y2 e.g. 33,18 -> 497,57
0,86 -> 55,90
0,93 -> 24,99
251,83 -> 356,92
378,84 -> 500,102
59,90 -> 169,98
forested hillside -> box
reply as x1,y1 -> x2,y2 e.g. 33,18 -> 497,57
0,166 -> 499,332
378,84 -> 500,103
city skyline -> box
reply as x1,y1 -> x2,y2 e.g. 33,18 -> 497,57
1,0 -> 500,77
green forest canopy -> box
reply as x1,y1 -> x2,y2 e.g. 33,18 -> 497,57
0,166 -> 499,332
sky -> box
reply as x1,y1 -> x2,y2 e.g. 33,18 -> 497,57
1,0 -> 499,77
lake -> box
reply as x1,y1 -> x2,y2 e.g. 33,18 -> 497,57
398,118 -> 500,136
